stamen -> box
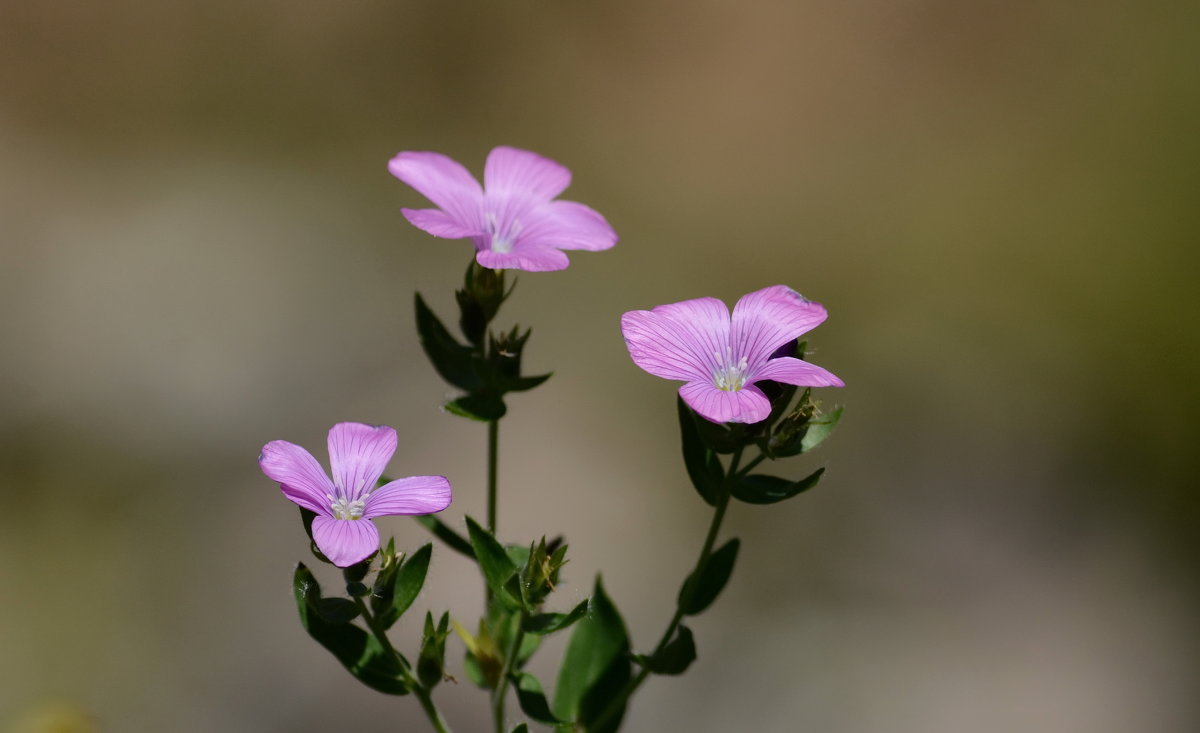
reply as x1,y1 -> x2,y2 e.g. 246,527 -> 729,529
330,496 -> 366,520
712,348 -> 750,392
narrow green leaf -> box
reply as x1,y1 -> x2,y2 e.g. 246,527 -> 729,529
415,293 -> 483,391
313,597 -> 361,625
293,563 -> 409,695
554,578 -> 630,723
445,393 -> 508,421
412,515 -> 474,558
678,397 -> 724,505
579,655 -> 632,733
377,543 -> 432,628
523,599 -> 589,635
801,405 -> 844,453
463,650 -> 487,688
510,725 -> 530,733
732,468 -> 825,505
679,538 -> 740,615
465,516 -> 521,608
638,625 -> 696,675
498,372 -> 553,393
513,672 -> 566,724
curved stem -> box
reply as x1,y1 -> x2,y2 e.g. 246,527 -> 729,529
491,611 -> 527,733
592,446 -> 744,730
353,597 -> 453,733
487,419 -> 499,533
735,451 -> 767,478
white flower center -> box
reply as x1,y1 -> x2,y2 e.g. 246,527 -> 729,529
712,348 -> 750,391
485,212 -> 522,254
329,494 -> 365,520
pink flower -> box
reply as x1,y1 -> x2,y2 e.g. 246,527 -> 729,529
259,423 -> 452,567
388,146 -> 617,272
621,286 -> 844,424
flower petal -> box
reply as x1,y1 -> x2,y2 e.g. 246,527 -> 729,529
518,200 -> 618,252
621,297 -> 731,382
753,356 -> 844,388
476,245 -> 570,272
363,476 -> 453,519
389,151 -> 483,231
731,286 -> 829,370
311,515 -> 381,567
402,208 -> 483,239
327,423 -> 397,501
484,146 -> 571,202
259,440 -> 335,515
679,382 -> 772,424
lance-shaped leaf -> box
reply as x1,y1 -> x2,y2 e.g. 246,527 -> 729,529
512,672 -> 566,725
678,397 -> 724,505
554,578 -> 630,727
679,538 -> 740,616
415,292 -> 483,391
417,611 -> 451,689
732,468 -> 825,505
510,725 -> 529,733
445,393 -> 508,421
465,516 -> 522,609
413,514 -> 474,558
801,405 -> 844,453
635,624 -> 696,676
523,599 -> 589,635
293,563 -> 409,695
375,543 -> 432,628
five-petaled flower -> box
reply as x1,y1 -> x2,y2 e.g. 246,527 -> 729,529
388,146 -> 617,272
621,285 -> 844,424
259,422 -> 452,567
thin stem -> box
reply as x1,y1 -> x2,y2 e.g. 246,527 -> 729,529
491,611 -> 527,733
592,446 -> 743,730
736,451 -> 767,478
353,597 -> 452,733
487,419 -> 499,533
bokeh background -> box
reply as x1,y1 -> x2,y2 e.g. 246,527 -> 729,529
2,1 -> 1198,731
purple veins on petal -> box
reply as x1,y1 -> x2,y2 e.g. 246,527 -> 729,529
389,145 -> 617,272
258,422 -> 454,567
620,285 -> 844,425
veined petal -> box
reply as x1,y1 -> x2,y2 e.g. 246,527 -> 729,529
259,440 -> 335,515
679,381 -> 771,424
363,476 -> 452,519
327,423 -> 397,501
621,297 -> 731,382
476,245 -> 570,272
753,357 -> 844,388
311,515 -> 381,568
484,146 -> 571,202
402,208 -> 482,239
389,151 -> 483,230
518,200 -> 618,251
731,286 -> 828,370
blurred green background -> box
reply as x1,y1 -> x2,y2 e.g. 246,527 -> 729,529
2,1 -> 1198,731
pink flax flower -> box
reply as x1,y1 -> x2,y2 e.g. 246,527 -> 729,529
621,285 -> 844,424
260,422 -> 452,567
388,146 -> 617,272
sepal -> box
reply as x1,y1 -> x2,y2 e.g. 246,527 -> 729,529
417,611 -> 452,689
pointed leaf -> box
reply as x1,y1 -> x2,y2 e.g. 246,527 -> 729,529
413,514 -> 474,558
378,543 -> 432,628
732,468 -> 825,505
510,725 -> 529,733
513,672 -> 566,725
445,393 -> 508,421
314,597 -> 361,625
637,625 -> 696,675
677,397 -> 724,505
465,516 -> 521,608
523,599 -> 589,635
415,293 -> 483,391
679,538 -> 740,615
801,405 -> 844,453
554,578 -> 630,723
497,372 -> 553,393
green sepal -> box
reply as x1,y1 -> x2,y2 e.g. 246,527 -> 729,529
456,260 -> 507,347
499,372 -> 553,393
463,649 -> 487,688
731,468 -> 825,505
341,557 -> 372,583
679,538 -> 740,616
523,599 -> 589,635
635,625 -> 696,676
801,405 -> 844,453
465,516 -> 523,609
554,577 -> 631,726
417,611 -> 451,689
293,563 -> 409,695
512,672 -> 566,725
298,508 -> 333,564
413,515 -> 474,558
677,397 -> 724,505
345,581 -> 370,598
415,292 -> 483,391
376,543 -> 432,628
445,393 -> 508,421
692,416 -> 744,455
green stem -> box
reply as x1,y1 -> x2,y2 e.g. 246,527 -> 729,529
491,611 -> 527,733
353,597 -> 452,733
736,451 -> 767,478
592,446 -> 743,730
487,419 -> 499,533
